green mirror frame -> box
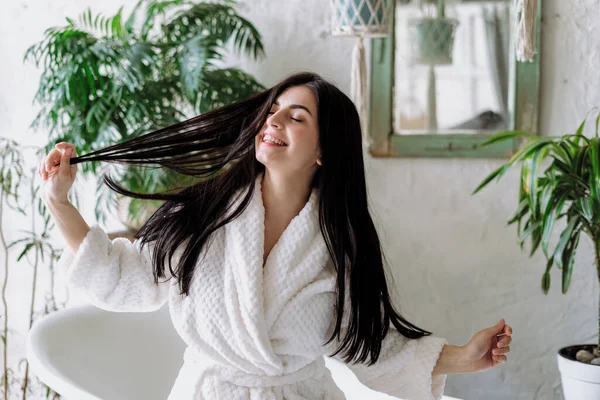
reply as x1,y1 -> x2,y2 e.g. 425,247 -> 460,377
368,0 -> 542,158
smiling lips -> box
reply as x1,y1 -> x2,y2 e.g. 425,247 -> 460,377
262,133 -> 287,146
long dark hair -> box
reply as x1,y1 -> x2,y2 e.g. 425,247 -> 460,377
68,72 -> 432,365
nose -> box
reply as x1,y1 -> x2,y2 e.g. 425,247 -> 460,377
266,111 -> 283,129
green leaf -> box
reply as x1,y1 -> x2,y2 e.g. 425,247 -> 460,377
521,156 -> 533,207
125,1 -> 143,33
530,222 -> 543,256
519,220 -> 541,246
553,216 -> 579,270
540,188 -> 567,258
561,232 -> 580,293
575,118 -> 587,137
550,157 -> 572,174
478,129 -> 536,147
539,170 -> 556,217
508,199 -> 529,225
507,137 -> 555,166
16,243 -> 35,262
575,146 -> 590,176
194,68 -> 265,113
178,36 -> 211,104
589,138 -> 600,202
576,197 -> 594,222
558,141 -> 576,165
528,146 -> 549,217
542,255 -> 554,295
472,164 -> 510,195
7,238 -> 29,248
111,7 -> 124,37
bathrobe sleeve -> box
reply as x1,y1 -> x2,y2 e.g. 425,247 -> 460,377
336,328 -> 448,400
57,224 -> 172,312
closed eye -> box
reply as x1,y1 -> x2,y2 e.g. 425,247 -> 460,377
268,111 -> 303,123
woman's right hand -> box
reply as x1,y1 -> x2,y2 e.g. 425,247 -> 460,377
38,142 -> 78,205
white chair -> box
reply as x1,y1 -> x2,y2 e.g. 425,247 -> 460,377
27,304 -> 461,400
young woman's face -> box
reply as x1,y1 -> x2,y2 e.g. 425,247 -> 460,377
255,85 -> 321,175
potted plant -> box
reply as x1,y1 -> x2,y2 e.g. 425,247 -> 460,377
409,0 -> 459,65
331,0 -> 393,36
472,110 -> 600,399
25,0 -> 266,230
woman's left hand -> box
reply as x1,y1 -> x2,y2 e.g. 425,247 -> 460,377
462,318 -> 512,373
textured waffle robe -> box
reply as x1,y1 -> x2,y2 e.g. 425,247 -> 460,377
58,175 -> 448,400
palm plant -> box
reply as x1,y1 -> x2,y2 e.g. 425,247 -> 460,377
24,0 -> 266,226
473,110 -> 600,356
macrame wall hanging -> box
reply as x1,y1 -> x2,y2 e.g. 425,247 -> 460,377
515,0 -> 538,62
330,0 -> 394,147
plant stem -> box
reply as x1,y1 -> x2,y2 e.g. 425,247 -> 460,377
595,239 -> 600,356
21,192 -> 39,400
0,191 -> 8,400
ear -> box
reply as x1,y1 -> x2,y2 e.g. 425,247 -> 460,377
316,157 -> 322,166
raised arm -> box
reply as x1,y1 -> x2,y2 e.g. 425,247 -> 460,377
40,142 -> 171,312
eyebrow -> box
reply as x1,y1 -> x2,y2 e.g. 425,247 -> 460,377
274,100 -> 313,117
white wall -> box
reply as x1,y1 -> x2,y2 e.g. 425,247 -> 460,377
0,0 -> 598,399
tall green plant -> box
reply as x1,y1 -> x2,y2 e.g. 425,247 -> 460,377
0,139 -> 64,399
25,0 -> 266,225
473,110 -> 600,354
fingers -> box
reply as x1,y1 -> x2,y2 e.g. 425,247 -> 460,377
493,332 -> 512,365
497,335 -> 512,348
59,147 -> 73,177
69,148 -> 78,175
55,142 -> 76,152
45,148 -> 61,172
41,143 -> 76,179
55,143 -> 77,172
38,158 -> 47,180
493,346 -> 510,356
493,355 -> 507,364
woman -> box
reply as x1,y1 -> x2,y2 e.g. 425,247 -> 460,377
38,72 -> 512,400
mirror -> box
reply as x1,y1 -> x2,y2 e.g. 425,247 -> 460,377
368,0 -> 541,157
394,0 -> 512,134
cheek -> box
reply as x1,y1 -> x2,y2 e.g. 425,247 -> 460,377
290,129 -> 319,158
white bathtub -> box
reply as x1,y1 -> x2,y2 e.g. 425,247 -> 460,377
26,305 -> 461,400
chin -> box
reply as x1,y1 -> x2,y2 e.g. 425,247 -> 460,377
255,152 -> 271,167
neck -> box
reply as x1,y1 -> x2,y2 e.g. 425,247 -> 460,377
261,170 -> 313,223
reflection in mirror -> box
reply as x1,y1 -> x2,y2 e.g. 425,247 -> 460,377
393,0 -> 514,135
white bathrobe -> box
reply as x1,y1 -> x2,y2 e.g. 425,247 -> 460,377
58,175 -> 448,400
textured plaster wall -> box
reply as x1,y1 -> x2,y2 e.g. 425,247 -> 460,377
1,0 -> 599,399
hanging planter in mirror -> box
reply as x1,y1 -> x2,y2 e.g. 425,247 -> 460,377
330,0 -> 394,146
409,0 -> 458,65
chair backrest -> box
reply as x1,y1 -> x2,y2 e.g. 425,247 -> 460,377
28,304 -> 186,400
